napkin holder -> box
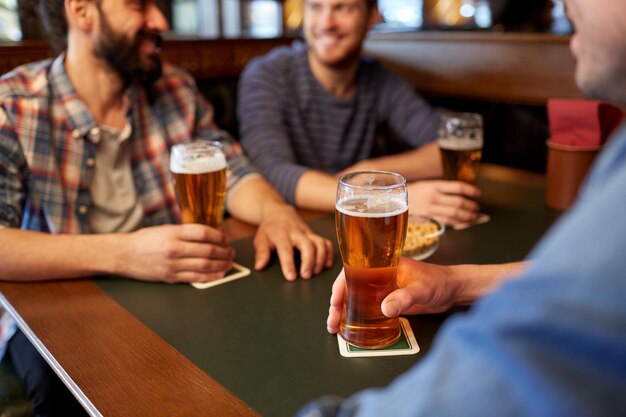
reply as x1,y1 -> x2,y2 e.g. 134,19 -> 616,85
544,99 -> 622,211
545,140 -> 600,211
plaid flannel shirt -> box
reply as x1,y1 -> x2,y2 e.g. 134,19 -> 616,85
0,54 -> 257,356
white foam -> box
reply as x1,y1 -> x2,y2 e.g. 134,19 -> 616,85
170,152 -> 226,174
438,137 -> 483,151
336,195 -> 407,218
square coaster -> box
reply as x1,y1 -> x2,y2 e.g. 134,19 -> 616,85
337,318 -> 420,357
451,213 -> 491,231
191,262 -> 251,289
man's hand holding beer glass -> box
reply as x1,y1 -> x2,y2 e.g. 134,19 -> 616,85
327,258 -> 527,334
399,112 -> 485,227
335,171 -> 409,348
169,141 -> 333,283
401,112 -> 484,226
406,179 -> 481,226
165,142 -> 235,282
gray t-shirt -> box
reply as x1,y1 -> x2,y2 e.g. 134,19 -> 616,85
88,123 -> 143,233
237,42 -> 440,203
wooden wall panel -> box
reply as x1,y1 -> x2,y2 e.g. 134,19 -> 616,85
0,38 -> 291,80
1,33 -> 579,105
364,32 -> 583,105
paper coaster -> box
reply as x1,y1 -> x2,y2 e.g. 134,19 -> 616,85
451,213 -> 491,231
337,318 -> 420,357
191,262 -> 251,289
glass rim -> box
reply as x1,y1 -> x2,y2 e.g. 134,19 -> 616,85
171,140 -> 223,151
338,170 -> 407,191
440,111 -> 483,120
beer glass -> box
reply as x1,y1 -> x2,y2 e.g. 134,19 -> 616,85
438,112 -> 484,184
170,141 -> 227,228
335,171 -> 409,349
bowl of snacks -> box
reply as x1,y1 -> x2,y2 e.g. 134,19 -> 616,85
403,215 -> 445,261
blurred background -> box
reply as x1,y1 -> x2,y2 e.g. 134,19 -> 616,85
2,0 -> 571,41
1,0 -> 575,174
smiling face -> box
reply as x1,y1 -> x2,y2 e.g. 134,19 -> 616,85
92,0 -> 169,85
565,0 -> 626,104
303,0 -> 378,69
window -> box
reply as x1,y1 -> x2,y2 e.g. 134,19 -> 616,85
171,0 -> 283,39
0,0 -> 21,41
376,0 -> 423,32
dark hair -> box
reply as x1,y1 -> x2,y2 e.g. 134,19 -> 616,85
36,0 -> 69,52
367,0 -> 378,9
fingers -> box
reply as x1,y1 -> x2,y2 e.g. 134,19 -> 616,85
295,236 -> 316,279
381,287 -> 424,317
382,258 -> 456,315
433,193 -> 480,213
296,235 -> 334,279
428,195 -> 480,225
410,180 -> 482,225
175,257 -> 234,273
330,270 -> 346,307
252,233 -> 272,272
438,180 -> 481,198
253,229 -> 298,281
274,238 -> 298,281
326,271 -> 346,334
176,223 -> 229,246
172,240 -> 235,260
165,225 -> 235,262
327,304 -> 342,334
323,238 -> 335,268
165,239 -> 235,283
254,223 -> 334,281
171,257 -> 234,282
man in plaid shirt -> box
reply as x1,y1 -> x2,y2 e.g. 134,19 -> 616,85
0,0 -> 333,415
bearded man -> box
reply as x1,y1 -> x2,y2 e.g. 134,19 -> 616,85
0,1 -> 333,415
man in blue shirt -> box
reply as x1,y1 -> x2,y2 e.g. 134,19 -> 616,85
306,0 -> 626,415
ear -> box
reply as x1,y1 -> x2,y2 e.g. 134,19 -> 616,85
367,7 -> 381,30
66,0 -> 97,31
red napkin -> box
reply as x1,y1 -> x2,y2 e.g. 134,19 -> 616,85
548,99 -> 624,148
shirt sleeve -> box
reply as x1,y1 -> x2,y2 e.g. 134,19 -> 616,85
189,82 -> 259,194
237,57 -> 307,204
0,106 -> 26,228
377,69 -> 440,148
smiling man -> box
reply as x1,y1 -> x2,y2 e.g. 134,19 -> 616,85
0,0 -> 333,415
237,0 -> 481,226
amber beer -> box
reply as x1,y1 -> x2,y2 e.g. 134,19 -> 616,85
439,140 -> 483,183
438,112 -> 484,184
170,142 -> 227,228
336,178 -> 408,349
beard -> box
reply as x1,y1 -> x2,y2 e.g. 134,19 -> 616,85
93,9 -> 163,87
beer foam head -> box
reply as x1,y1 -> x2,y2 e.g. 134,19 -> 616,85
336,195 -> 408,217
170,143 -> 227,174
438,136 -> 483,150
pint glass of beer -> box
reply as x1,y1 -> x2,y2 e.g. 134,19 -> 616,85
170,141 -> 227,228
438,113 -> 483,183
335,171 -> 408,349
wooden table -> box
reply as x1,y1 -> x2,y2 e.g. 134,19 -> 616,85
0,165 -> 559,417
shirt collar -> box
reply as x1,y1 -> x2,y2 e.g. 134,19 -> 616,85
49,54 -> 138,144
